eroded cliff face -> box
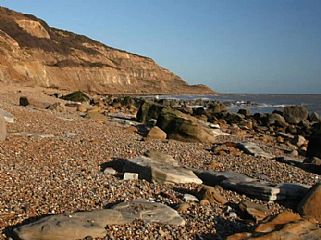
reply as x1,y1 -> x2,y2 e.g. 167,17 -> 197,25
0,7 -> 214,94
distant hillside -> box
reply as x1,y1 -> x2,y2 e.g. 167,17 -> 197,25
0,7 -> 214,94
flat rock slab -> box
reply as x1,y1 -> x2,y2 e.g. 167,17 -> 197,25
112,199 -> 185,226
0,116 -> 6,141
0,108 -> 14,123
123,155 -> 202,185
14,200 -> 185,240
237,141 -> 274,159
194,170 -> 309,201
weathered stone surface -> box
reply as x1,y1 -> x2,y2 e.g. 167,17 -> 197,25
227,212 -> 321,240
0,7 -> 213,95
123,153 -> 202,184
268,113 -> 288,127
0,108 -> 14,123
111,199 -> 185,226
123,172 -> 138,180
156,107 -> 216,143
61,91 -> 90,103
237,142 -> 274,159
298,183 -> 321,221
239,200 -> 267,222
0,115 -> 6,141
136,101 -> 164,124
14,209 -> 124,240
147,126 -> 167,140
283,106 -> 308,124
197,185 -> 227,204
194,170 -> 309,201
14,199 -> 185,240
309,112 -> 320,122
291,135 -> 307,148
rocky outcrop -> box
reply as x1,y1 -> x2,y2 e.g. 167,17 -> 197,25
0,7 -> 213,95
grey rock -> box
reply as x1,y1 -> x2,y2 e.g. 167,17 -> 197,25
183,194 -> 199,202
14,200 -> 185,240
123,153 -> 202,185
112,199 -> 185,226
194,170 -> 309,201
283,105 -> 308,124
0,108 -> 14,123
103,167 -> 117,175
237,141 -> 274,159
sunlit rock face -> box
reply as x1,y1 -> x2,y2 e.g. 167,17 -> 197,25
0,7 -> 214,94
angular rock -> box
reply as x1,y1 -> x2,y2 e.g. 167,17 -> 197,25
14,199 -> 184,240
136,101 -> 164,124
194,170 -> 309,201
239,200 -> 267,222
237,141 -> 274,159
123,153 -> 202,185
147,126 -> 167,140
291,135 -> 306,148
298,183 -> 321,221
268,113 -> 288,127
197,185 -> 227,204
309,112 -> 320,122
0,108 -> 14,123
227,212 -> 321,240
0,115 -> 6,141
156,107 -> 216,143
283,105 -> 308,124
123,172 -> 138,180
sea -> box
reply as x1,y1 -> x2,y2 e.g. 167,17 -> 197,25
159,94 -> 321,115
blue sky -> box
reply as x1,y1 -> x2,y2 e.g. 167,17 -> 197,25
1,0 -> 321,93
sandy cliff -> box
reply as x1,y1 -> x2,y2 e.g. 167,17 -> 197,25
0,7 -> 214,94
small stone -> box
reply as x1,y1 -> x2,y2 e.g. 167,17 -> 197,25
198,185 -> 227,204
176,203 -> 190,213
200,200 -> 210,206
123,172 -> 138,180
103,168 -> 117,175
183,194 -> 199,202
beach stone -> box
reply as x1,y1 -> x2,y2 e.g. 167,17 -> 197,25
19,96 -> 29,106
136,101 -> 164,124
237,141 -> 274,159
112,199 -> 185,226
268,113 -> 288,127
309,112 -> 320,122
283,106 -> 308,124
239,200 -> 267,222
176,203 -> 191,213
197,185 -> 227,204
123,172 -> 138,180
194,170 -> 309,201
298,183 -> 321,221
183,194 -> 199,202
291,135 -> 307,148
123,153 -> 202,184
61,91 -> 90,103
156,107 -> 215,143
47,102 -> 65,112
85,112 -> 106,122
147,126 -> 167,140
227,212 -> 321,240
0,116 -> 7,141
0,108 -> 14,123
14,200 -> 185,240
103,167 -> 117,175
77,102 -> 89,112
237,108 -> 251,117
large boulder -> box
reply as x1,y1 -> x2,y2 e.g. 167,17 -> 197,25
147,126 -> 167,140
156,107 -> 215,143
268,113 -> 288,127
136,101 -> 164,124
298,183 -> 321,221
283,106 -> 308,124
